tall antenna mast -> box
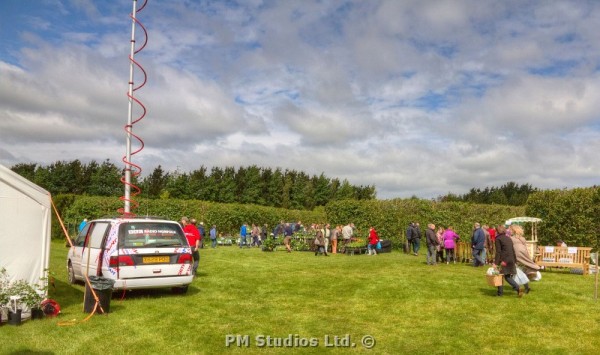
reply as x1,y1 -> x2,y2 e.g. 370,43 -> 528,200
120,0 -> 148,217
123,0 -> 138,215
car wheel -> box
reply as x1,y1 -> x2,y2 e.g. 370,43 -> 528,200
171,286 -> 189,294
67,262 -> 76,284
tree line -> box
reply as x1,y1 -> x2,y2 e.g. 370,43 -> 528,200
10,160 -> 376,210
437,182 -> 538,206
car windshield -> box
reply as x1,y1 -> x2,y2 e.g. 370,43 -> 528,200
118,222 -> 187,248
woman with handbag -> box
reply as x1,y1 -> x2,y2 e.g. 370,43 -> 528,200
509,224 -> 544,293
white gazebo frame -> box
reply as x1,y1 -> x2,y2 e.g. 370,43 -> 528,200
505,216 -> 543,257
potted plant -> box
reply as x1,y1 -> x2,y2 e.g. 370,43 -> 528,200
0,268 -> 47,322
19,281 -> 46,319
345,239 -> 367,255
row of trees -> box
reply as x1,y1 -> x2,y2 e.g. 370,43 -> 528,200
437,182 -> 538,206
10,160 -> 376,210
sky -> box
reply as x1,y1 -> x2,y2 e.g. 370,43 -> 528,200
1,0 -> 599,200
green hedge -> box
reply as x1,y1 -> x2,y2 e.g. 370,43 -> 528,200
52,190 -> 599,252
56,196 -> 325,237
526,187 -> 600,249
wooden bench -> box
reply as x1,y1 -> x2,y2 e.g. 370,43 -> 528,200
535,246 -> 592,275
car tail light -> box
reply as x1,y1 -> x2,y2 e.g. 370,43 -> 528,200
110,255 -> 134,267
177,253 -> 192,264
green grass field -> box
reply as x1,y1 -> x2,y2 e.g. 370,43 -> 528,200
2,241 -> 600,354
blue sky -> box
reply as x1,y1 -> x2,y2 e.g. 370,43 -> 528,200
1,0 -> 599,199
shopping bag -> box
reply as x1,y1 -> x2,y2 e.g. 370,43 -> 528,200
376,241 -> 382,250
514,267 -> 529,285
528,271 -> 542,281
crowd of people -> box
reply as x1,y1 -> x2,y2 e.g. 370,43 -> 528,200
230,221 -> 374,256
177,216 -> 544,296
261,221 -> 361,255
414,221 -> 544,297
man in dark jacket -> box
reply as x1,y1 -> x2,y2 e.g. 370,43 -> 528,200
405,222 -> 414,254
493,225 -> 523,297
471,222 -> 486,267
407,222 -> 421,256
413,222 -> 422,256
425,223 -> 438,265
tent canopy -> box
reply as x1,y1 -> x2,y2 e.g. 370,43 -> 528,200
0,164 -> 51,290
505,216 -> 542,225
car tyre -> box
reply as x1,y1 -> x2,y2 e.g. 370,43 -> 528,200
67,262 -> 76,284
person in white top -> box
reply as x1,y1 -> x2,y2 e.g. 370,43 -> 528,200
342,223 -> 355,248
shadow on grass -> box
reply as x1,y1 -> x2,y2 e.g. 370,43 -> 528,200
111,283 -> 201,302
51,276 -> 201,314
49,278 -> 85,309
7,350 -> 55,355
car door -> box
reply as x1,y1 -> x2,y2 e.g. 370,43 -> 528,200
79,221 -> 111,277
70,223 -> 91,280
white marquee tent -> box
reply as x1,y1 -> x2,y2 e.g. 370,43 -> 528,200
0,164 -> 51,289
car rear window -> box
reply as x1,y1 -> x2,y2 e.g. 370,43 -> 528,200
118,222 -> 188,248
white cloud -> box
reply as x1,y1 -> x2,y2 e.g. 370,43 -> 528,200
1,0 -> 600,199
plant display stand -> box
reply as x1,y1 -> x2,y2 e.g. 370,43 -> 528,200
345,247 -> 367,255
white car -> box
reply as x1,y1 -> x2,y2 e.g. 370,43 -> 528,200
67,217 -> 193,293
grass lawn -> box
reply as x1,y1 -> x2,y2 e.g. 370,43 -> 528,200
2,241 -> 600,354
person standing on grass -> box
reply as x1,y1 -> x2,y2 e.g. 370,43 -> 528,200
262,224 -> 268,241
471,222 -> 486,267
342,223 -> 354,247
251,223 -> 261,247
509,224 -> 544,293
436,226 -> 445,263
283,223 -> 293,253
367,226 -> 380,256
483,224 -> 493,264
493,225 -> 523,297
322,223 -> 331,254
239,223 -> 248,248
413,222 -> 422,256
425,223 -> 438,265
405,222 -> 414,254
190,219 -> 203,264
209,224 -> 217,248
443,226 -> 460,264
198,222 -> 206,248
314,229 -> 328,256
182,217 -> 200,275
331,225 -> 340,254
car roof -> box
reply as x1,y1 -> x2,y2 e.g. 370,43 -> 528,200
90,217 -> 179,224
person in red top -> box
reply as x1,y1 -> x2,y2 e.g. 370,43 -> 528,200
486,225 -> 497,264
367,227 -> 380,256
182,217 -> 200,275
488,226 -> 497,242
